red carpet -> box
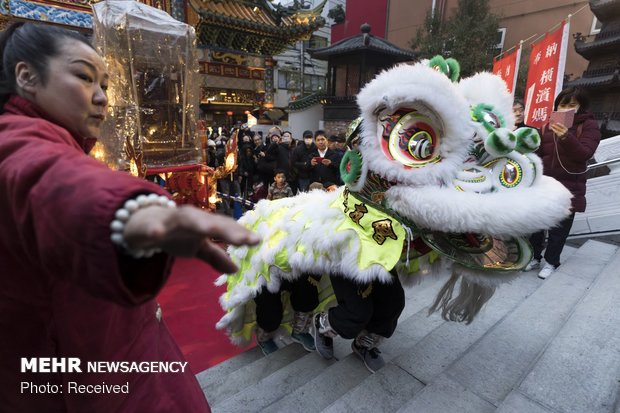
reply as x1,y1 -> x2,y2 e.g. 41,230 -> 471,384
157,258 -> 253,373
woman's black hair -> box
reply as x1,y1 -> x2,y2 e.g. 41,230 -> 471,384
0,22 -> 94,109
553,87 -> 590,113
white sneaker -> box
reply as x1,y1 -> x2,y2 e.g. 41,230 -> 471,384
538,263 -> 556,279
523,259 -> 541,272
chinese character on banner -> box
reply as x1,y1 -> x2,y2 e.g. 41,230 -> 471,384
492,45 -> 521,95
524,21 -> 570,129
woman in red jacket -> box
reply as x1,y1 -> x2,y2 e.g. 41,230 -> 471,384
0,23 -> 259,412
524,87 -> 601,279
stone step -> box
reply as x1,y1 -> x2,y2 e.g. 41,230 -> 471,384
394,240 -> 617,412
201,343 -> 309,407
499,243 -> 620,413
196,346 -> 262,392
212,351 -> 335,412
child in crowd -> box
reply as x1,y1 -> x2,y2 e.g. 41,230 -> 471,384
267,169 -> 293,200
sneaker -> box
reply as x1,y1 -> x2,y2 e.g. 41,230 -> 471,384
523,258 -> 541,272
351,341 -> 385,373
291,331 -> 315,352
312,313 -> 334,360
538,263 -> 556,279
257,339 -> 279,356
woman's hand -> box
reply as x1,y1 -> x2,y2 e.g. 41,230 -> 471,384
549,122 -> 569,140
123,205 -> 260,273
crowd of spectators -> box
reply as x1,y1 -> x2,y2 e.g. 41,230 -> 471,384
205,124 -> 347,215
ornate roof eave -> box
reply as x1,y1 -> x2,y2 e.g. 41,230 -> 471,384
574,32 -> 620,59
566,73 -> 619,88
309,24 -> 415,61
287,91 -> 325,112
197,12 -> 324,38
310,41 -> 415,61
590,0 -> 620,21
0,0 -> 95,29
189,0 -> 325,39
190,0 -> 326,54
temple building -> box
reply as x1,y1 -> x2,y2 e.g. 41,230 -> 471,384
568,0 -> 620,139
288,23 -> 414,137
186,0 -> 326,128
0,0 -> 326,129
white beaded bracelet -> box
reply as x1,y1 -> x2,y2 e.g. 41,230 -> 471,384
110,193 -> 177,259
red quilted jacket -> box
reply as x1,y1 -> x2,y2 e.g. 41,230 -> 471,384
0,95 -> 210,413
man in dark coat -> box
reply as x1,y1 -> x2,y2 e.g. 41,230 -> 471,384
292,129 -> 316,192
309,130 -> 340,186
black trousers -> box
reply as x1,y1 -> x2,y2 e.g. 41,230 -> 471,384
529,212 -> 576,267
254,275 -> 319,333
328,273 -> 405,339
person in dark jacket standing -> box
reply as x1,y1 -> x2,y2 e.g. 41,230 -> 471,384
309,130 -> 340,186
524,87 -> 601,279
291,129 -> 316,192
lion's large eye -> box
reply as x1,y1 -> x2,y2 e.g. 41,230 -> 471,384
484,157 -> 523,189
378,109 -> 441,167
501,161 -> 520,186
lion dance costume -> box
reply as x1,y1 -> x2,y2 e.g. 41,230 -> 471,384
216,57 -> 572,367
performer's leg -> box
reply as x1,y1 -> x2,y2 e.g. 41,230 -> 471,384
364,274 -> 405,338
254,287 -> 283,355
352,274 -> 405,373
313,275 -> 373,360
289,274 -> 319,313
288,274 -> 319,351
327,275 -> 373,339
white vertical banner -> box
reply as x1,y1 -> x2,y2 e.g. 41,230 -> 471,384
555,18 -> 570,97
512,46 -> 522,95
556,20 -> 570,98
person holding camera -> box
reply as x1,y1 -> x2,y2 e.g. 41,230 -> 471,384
309,130 -> 340,186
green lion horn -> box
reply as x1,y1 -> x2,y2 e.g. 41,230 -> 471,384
428,56 -> 460,82
514,127 -> 541,154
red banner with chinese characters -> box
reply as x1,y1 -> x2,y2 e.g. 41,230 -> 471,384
524,21 -> 570,129
492,45 -> 521,95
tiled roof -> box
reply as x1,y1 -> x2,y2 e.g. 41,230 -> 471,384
567,73 -> 618,88
591,0 -> 620,20
310,24 -> 415,60
575,29 -> 620,59
190,0 -> 325,36
287,91 -> 324,111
